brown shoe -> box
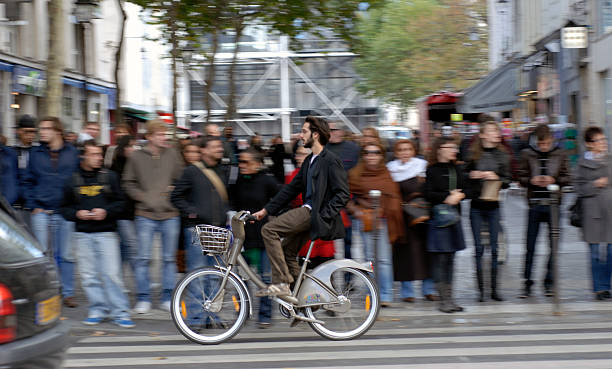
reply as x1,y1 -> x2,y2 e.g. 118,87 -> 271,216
402,297 -> 415,303
425,294 -> 439,302
63,296 -> 78,308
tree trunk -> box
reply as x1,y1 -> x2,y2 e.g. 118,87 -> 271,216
45,0 -> 64,117
114,0 -> 126,125
170,2 -> 179,135
205,30 -> 219,125
225,21 -> 244,123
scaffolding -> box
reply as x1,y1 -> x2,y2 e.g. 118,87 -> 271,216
178,31 -> 379,141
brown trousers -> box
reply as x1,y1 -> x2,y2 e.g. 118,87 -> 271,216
261,207 -> 311,284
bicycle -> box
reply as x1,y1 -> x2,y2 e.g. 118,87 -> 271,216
170,211 -> 380,345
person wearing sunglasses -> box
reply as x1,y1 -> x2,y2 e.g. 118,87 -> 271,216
348,142 -> 404,307
425,137 -> 467,313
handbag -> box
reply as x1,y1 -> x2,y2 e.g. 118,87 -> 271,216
569,197 -> 582,228
431,166 -> 460,228
402,196 -> 430,226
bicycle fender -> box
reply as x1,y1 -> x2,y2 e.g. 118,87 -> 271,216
214,266 -> 253,318
297,259 -> 373,306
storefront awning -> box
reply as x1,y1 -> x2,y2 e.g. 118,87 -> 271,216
457,60 -> 520,114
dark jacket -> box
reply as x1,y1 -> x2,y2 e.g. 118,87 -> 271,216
464,146 -> 511,210
230,171 -> 281,248
0,145 -> 18,205
425,162 -> 467,253
327,140 -> 360,171
12,144 -> 33,207
264,148 -> 350,241
518,145 -> 571,200
269,143 -> 287,184
575,154 -> 612,244
171,161 -> 229,228
59,167 -> 126,233
24,143 -> 80,211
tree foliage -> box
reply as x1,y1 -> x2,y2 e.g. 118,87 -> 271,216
354,0 -> 488,108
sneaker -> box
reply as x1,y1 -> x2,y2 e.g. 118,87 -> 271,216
160,300 -> 171,312
113,318 -> 135,328
63,296 -> 78,308
257,322 -> 272,329
255,283 -> 291,297
544,287 -> 554,297
82,317 -> 104,326
133,301 -> 152,314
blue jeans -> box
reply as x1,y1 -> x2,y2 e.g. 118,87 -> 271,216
75,232 -> 130,320
589,243 -> 612,293
117,219 -> 137,273
401,279 -> 435,299
524,205 -> 554,287
470,207 -> 500,274
184,227 -> 216,272
134,216 -> 180,303
31,212 -> 74,297
355,218 -> 393,302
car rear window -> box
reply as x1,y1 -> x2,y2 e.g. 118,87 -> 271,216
0,211 -> 43,263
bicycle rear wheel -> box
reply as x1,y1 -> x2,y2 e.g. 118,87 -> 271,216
171,268 -> 249,345
305,268 -> 380,340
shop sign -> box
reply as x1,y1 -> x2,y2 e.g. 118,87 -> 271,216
561,27 -> 588,48
451,113 -> 463,122
13,66 -> 46,97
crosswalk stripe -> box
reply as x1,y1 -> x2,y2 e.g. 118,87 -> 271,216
63,344 -> 612,367
283,361 -> 612,369
67,332 -> 612,354
78,321 -> 612,343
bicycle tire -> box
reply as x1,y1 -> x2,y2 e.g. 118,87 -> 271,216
305,268 -> 380,340
171,267 -> 249,345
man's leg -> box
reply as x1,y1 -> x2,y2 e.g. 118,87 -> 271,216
160,217 -> 180,303
97,233 -> 131,321
258,249 -> 272,323
261,207 -> 311,284
543,206 -> 555,291
589,243 -> 602,293
470,208 -> 485,299
55,215 -> 76,300
400,281 -> 415,299
523,206 -> 541,293
604,244 -> 612,293
76,232 -> 108,320
134,216 -> 155,303
488,208 -> 502,300
281,229 -> 311,282
31,212 -> 49,255
184,226 -> 215,272
117,219 -> 137,273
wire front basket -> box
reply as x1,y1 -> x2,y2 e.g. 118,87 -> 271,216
194,225 -> 232,254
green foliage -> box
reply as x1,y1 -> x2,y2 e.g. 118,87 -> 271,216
354,0 -> 488,107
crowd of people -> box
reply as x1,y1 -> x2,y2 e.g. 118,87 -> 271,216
0,114 -> 611,329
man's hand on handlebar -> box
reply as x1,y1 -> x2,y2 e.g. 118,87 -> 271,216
252,208 -> 268,221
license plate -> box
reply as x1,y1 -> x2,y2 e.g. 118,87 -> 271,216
36,295 -> 61,325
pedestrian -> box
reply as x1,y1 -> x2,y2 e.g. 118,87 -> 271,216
360,127 -> 382,148
518,124 -> 571,298
25,117 -> 80,307
205,123 -> 221,137
60,141 -> 134,328
0,142 -> 18,206
250,133 -> 264,153
222,125 -> 238,165
123,120 -> 185,313
229,148 -> 280,328
575,126 -> 612,300
171,136 -> 228,272
108,135 -> 138,277
348,142 -> 404,307
465,121 -> 511,302
327,122 -> 361,263
269,135 -> 286,184
425,137 -> 467,313
13,115 -> 37,227
78,121 -> 101,144
104,123 -> 132,169
386,139 -> 436,303
252,116 -> 350,297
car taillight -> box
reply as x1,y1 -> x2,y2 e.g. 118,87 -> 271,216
0,283 -> 16,344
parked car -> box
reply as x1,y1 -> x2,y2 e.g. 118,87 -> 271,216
0,201 -> 70,368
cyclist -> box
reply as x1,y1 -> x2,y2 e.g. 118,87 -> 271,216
253,116 -> 350,296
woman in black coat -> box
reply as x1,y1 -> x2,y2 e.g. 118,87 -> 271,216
425,136 -> 467,313
229,148 -> 280,327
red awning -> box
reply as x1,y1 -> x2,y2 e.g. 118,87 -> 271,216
426,91 -> 462,105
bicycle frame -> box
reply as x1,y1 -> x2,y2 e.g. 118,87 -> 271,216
204,211 -> 366,318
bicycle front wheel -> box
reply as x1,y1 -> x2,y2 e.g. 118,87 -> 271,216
171,267 -> 249,345
305,268 -> 380,340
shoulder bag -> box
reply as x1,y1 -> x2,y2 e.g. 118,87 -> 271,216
431,166 -> 460,228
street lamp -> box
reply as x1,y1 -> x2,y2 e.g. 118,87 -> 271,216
73,0 -> 100,125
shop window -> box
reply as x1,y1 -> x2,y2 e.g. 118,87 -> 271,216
63,96 -> 73,117
601,0 -> 612,35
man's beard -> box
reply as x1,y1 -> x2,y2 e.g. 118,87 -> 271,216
303,136 -> 314,148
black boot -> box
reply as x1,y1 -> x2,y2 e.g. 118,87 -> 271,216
437,283 -> 454,313
476,267 -> 485,302
519,280 -> 533,299
447,283 -> 464,312
491,267 -> 504,301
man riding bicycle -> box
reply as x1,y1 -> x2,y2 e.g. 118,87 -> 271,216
253,116 -> 350,296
